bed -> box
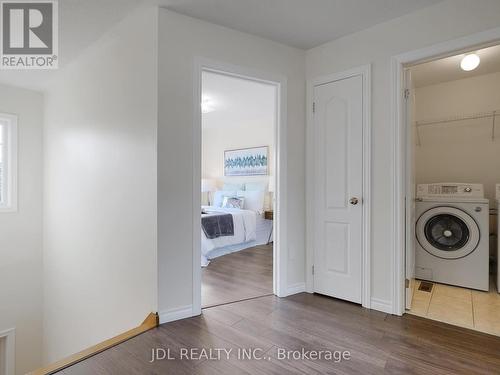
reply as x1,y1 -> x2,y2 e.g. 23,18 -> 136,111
200,188 -> 272,266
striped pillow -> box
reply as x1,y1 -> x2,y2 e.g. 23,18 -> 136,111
222,196 -> 245,209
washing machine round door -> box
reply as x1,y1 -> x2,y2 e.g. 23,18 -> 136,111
416,206 -> 480,259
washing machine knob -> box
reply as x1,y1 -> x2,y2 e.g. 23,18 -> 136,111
475,206 -> 482,212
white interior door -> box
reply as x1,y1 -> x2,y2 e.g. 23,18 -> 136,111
404,69 -> 416,309
313,75 -> 363,304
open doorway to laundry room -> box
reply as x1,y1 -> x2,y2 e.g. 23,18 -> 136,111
199,69 -> 279,308
403,43 -> 500,335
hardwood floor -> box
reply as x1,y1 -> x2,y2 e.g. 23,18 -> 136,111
202,244 -> 273,308
59,293 -> 500,375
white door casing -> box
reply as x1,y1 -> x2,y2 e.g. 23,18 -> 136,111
0,328 -> 15,375
404,68 -> 416,309
392,27 -> 500,315
191,57 -> 289,320
312,75 -> 363,304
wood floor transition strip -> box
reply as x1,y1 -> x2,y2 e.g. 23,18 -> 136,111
29,312 -> 159,375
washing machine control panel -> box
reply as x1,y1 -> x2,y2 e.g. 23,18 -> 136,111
416,183 -> 484,198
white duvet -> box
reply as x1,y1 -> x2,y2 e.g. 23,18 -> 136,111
201,206 -> 257,266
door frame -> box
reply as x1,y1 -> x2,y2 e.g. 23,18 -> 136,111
392,27 -> 500,316
193,57 -> 288,315
0,327 -> 15,375
305,64 -> 372,309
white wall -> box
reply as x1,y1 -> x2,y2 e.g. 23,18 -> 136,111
42,7 -> 158,363
306,0 -> 500,311
0,84 -> 43,374
201,71 -> 276,206
414,71 -> 500,203
158,9 -> 306,316
202,126 -> 274,179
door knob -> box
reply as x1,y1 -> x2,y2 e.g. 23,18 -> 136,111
349,197 -> 359,205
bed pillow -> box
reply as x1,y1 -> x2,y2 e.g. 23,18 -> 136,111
237,190 -> 265,214
213,190 -> 237,207
222,196 -> 245,209
223,183 -> 245,191
245,181 -> 268,191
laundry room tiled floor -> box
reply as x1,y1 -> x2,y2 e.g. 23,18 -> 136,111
408,278 -> 500,336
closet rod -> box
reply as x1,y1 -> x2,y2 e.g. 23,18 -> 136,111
415,110 -> 500,127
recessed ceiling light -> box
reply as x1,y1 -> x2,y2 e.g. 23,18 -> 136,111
460,54 -> 480,71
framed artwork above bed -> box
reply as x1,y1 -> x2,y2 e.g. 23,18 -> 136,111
224,146 -> 268,176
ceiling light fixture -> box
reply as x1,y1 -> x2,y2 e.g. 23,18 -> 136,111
201,96 -> 215,114
460,53 -> 480,71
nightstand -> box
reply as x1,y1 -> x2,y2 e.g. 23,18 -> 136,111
264,210 -> 273,244
264,210 -> 273,220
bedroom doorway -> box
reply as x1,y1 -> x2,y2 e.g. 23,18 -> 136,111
199,68 -> 279,309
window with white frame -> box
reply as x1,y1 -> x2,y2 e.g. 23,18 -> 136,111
0,114 -> 17,211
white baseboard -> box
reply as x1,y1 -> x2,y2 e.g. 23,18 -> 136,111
286,282 -> 306,296
370,298 -> 393,314
159,305 -> 194,324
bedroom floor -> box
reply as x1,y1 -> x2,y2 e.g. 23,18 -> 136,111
202,243 -> 273,308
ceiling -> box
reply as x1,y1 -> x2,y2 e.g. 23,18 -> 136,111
160,0 -> 442,50
411,44 -> 500,88
0,0 -> 442,91
202,71 -> 276,130
0,0 -> 143,91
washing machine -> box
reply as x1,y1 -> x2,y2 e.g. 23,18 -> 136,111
415,183 -> 489,291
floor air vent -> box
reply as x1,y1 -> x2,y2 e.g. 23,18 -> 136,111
418,281 -> 434,293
